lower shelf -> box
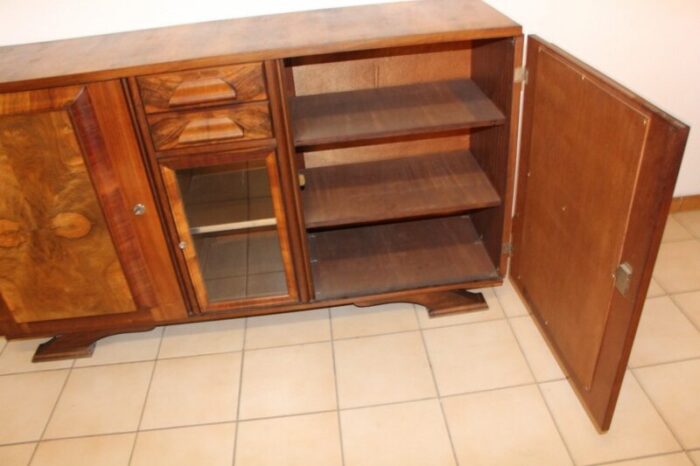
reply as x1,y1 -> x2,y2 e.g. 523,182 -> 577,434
308,215 -> 498,300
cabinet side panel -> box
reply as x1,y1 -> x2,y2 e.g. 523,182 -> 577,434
470,37 -> 520,272
0,109 -> 136,322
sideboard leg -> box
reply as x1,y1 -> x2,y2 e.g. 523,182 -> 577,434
354,289 -> 488,317
32,328 -> 153,362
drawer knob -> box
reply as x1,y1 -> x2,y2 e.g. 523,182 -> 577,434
169,78 -> 237,107
178,116 -> 244,145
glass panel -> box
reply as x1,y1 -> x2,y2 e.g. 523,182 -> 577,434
175,159 -> 288,302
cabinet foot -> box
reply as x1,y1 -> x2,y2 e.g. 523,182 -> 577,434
355,289 -> 488,317
32,329 -> 153,362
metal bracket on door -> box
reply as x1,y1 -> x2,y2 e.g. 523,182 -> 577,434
614,262 -> 633,296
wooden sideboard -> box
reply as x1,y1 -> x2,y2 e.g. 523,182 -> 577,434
0,0 -> 689,431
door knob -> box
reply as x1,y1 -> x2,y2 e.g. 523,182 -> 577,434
132,203 -> 147,216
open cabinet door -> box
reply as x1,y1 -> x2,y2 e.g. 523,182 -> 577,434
511,36 -> 689,431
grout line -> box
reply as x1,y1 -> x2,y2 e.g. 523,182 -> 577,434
668,292 -> 700,333
414,304 -> 461,466
629,369 -> 687,451
327,308 -> 346,466
127,330 -> 164,465
629,355 -> 700,371
27,361 -> 74,465
589,449 -> 687,466
231,317 -> 248,466
497,291 -> 578,466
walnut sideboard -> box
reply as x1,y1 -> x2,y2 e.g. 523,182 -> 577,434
0,0 -> 689,431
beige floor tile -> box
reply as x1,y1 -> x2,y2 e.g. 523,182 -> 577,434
32,433 -> 135,466
131,423 -> 235,466
45,362 -> 152,439
341,399 -> 455,466
424,320 -> 532,395
663,215 -> 694,242
0,370 -> 68,444
141,353 -> 241,429
0,339 -> 72,375
635,359 -> 700,449
0,336 -> 7,353
239,342 -> 336,419
415,288 -> 505,328
689,450 -> 700,465
648,278 -> 667,298
675,210 -> 700,238
331,302 -> 418,339
495,278 -> 530,317
629,296 -> 700,367
654,240 -> 700,294
540,374 -> 679,465
510,316 -> 566,382
235,412 -> 342,466
74,329 -> 162,367
158,320 -> 244,359
334,332 -> 435,408
674,291 -> 700,331
609,453 -> 694,466
442,385 -> 571,466
0,443 -> 35,466
245,309 -> 330,349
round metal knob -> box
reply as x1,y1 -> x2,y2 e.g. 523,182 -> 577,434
178,241 -> 187,250
132,203 -> 147,216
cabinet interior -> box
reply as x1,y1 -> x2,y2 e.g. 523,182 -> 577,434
283,39 -> 515,300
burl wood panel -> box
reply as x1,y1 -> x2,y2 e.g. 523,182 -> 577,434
512,37 -> 689,430
0,0 -> 521,91
137,63 -> 267,113
302,151 -> 500,229
0,90 -> 136,323
147,102 -> 272,151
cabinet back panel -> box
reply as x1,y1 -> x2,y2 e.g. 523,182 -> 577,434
292,47 -> 472,96
0,111 -> 136,322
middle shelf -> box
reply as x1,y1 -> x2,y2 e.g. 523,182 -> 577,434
301,150 -> 500,229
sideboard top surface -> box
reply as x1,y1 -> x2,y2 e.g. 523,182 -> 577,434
0,0 -> 520,91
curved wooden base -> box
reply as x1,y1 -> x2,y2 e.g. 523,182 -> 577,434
32,328 -> 154,362
355,289 -> 488,317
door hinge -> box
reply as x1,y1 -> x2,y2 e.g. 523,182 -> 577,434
514,67 -> 528,85
614,262 -> 633,297
503,242 -> 514,255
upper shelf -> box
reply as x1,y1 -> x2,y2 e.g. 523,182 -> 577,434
302,150 -> 500,230
291,80 -> 506,151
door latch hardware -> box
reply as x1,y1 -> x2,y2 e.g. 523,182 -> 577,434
614,262 -> 633,296
514,67 -> 528,84
178,241 -> 187,250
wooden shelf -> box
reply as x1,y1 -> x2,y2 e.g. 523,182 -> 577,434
308,216 -> 498,300
292,79 -> 505,150
301,150 -> 500,229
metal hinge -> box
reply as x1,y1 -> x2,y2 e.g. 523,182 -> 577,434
614,262 -> 633,297
503,242 -> 514,255
514,67 -> 528,85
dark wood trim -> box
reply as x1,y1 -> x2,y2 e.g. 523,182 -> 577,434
355,289 -> 488,317
670,194 -> 700,212
33,328 -> 154,362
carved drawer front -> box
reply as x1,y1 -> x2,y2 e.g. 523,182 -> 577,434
147,102 -> 273,151
137,63 -> 267,113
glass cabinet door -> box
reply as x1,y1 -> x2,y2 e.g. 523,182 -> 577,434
161,150 -> 298,311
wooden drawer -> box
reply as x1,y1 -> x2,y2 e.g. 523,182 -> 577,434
147,102 -> 273,151
137,63 -> 267,113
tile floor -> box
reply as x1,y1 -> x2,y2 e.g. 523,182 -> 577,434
0,210 -> 699,465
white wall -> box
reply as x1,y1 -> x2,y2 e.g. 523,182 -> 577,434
0,0 -> 697,195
